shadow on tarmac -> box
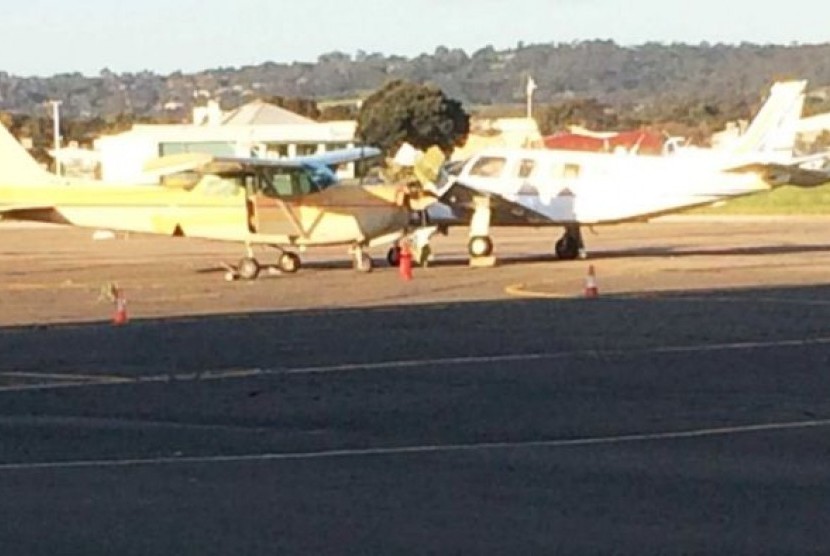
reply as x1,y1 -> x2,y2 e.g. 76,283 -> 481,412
3,282 -> 830,377
3,283 -> 830,554
193,240 -> 830,276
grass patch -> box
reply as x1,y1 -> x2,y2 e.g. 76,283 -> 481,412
692,182 -> 830,215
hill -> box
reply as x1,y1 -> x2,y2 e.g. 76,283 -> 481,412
2,41 -> 830,120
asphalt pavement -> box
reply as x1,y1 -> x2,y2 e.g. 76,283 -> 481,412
2,220 -> 830,554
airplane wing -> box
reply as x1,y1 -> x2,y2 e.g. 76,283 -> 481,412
144,147 -> 381,176
292,146 -> 381,167
726,156 -> 830,187
143,152 -> 216,176
439,181 -> 554,225
209,147 -> 382,170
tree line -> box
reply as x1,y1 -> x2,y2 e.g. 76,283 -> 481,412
4,40 -> 830,157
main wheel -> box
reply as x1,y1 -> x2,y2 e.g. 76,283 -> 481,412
555,235 -> 580,260
416,243 -> 432,267
353,253 -> 374,273
468,236 -> 493,258
278,252 -> 301,273
237,257 -> 260,280
386,245 -> 401,267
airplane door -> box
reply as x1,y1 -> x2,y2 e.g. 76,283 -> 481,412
248,170 -> 304,237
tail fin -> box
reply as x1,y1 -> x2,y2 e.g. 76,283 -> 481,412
0,122 -> 56,183
729,80 -> 806,158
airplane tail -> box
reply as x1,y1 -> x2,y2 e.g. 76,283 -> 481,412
0,121 -> 57,184
727,80 -> 806,159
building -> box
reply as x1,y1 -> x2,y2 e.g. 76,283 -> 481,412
543,126 -> 666,155
94,100 -> 360,184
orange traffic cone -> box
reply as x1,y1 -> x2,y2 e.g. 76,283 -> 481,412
399,242 -> 413,281
584,265 -> 599,298
112,290 -> 128,325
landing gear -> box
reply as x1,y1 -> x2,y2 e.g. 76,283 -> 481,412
468,235 -> 493,258
387,245 -> 401,266
236,256 -> 260,280
278,252 -> 301,273
555,225 -> 586,260
468,195 -> 495,265
225,244 -> 302,281
352,245 -> 374,273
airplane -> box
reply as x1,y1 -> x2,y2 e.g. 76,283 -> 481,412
414,80 -> 830,262
0,124 -> 440,280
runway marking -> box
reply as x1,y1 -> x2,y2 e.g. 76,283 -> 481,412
3,333 -> 830,394
507,282 -> 830,307
0,371 -> 124,382
1,418 -> 829,472
504,283 -> 571,299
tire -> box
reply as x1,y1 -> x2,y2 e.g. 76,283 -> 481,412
468,236 -> 493,258
387,246 -> 401,267
555,236 -> 579,260
354,253 -> 374,273
237,257 -> 260,280
278,252 -> 301,273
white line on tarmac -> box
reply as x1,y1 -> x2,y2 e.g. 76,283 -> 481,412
1,418 -> 829,472
3,334 -> 830,394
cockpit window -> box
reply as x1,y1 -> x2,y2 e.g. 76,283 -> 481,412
469,156 -> 507,178
258,167 -> 324,198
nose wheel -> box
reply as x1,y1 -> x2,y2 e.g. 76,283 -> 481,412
351,244 -> 374,273
278,252 -> 301,273
468,235 -> 494,258
353,252 -> 374,273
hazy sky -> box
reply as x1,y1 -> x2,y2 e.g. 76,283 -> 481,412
2,0 -> 829,77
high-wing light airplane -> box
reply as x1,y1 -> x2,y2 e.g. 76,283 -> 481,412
0,124 -> 439,279
418,80 -> 830,262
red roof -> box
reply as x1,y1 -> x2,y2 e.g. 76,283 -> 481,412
543,130 -> 665,155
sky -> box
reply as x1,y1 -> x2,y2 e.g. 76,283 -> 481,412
2,0 -> 829,77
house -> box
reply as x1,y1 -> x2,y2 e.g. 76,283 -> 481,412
94,100 -> 359,184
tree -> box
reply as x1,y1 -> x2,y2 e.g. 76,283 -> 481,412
536,98 -> 619,135
356,80 -> 469,155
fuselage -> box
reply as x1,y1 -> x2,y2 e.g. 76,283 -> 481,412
0,175 -> 409,247
434,147 -> 772,225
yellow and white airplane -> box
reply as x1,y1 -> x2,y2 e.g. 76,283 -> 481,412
0,124 -> 440,279
421,80 -> 830,261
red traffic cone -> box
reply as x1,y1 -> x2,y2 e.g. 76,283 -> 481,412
112,291 -> 128,325
584,265 -> 599,298
398,242 -> 413,281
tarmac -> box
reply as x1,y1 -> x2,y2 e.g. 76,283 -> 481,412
2,218 -> 830,554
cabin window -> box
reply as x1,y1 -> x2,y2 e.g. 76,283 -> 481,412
259,168 -> 320,198
553,163 -> 581,179
294,171 -> 315,195
469,156 -> 507,178
260,172 -> 294,197
517,159 -> 536,178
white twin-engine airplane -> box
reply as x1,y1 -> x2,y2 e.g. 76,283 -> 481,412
418,80 -> 830,262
